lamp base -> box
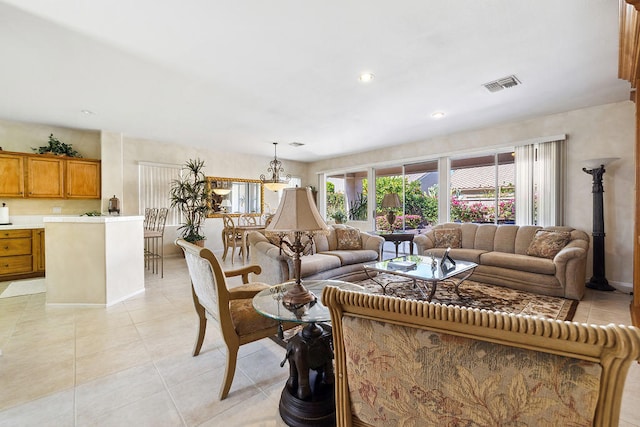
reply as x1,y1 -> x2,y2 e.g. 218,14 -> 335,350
283,283 -> 317,307
386,212 -> 396,228
586,276 -> 616,292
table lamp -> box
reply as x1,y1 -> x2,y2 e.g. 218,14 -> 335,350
382,193 -> 401,229
266,187 -> 329,307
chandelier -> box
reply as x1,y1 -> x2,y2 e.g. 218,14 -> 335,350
260,142 -> 290,191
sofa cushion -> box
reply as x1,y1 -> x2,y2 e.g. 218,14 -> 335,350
433,228 -> 461,248
480,251 -> 556,275
514,226 -> 542,255
474,224 -> 497,251
425,247 -> 487,264
299,253 -> 342,277
460,223 -> 479,249
493,225 -> 519,254
526,230 -> 571,259
336,228 -> 362,250
318,249 -> 379,266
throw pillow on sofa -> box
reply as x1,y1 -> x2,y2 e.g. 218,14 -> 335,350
336,228 -> 362,250
433,228 -> 462,248
526,230 -> 571,259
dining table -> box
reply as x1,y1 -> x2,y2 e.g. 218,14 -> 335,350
234,223 -> 266,263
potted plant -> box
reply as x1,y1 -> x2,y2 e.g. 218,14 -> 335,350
32,134 -> 82,157
170,158 -> 209,244
331,210 -> 347,224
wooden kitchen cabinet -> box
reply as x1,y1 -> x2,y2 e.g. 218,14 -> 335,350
0,151 -> 101,199
0,153 -> 25,197
33,228 -> 45,272
0,228 -> 46,280
0,230 -> 32,276
26,156 -> 65,198
66,159 -> 101,199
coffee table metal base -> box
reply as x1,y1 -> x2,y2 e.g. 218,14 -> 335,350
365,268 -> 476,302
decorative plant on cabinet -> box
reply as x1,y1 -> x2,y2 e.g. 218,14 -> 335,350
170,158 -> 209,244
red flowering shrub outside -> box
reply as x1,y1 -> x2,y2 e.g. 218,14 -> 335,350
376,214 -> 421,231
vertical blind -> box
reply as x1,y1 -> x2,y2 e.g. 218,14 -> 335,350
515,139 -> 565,226
139,162 -> 182,226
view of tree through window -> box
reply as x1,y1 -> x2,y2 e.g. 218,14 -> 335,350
326,171 -> 368,223
374,161 -> 439,231
450,152 -> 515,224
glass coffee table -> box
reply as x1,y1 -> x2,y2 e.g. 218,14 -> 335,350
363,255 -> 477,302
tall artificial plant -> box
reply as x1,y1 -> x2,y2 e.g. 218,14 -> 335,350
170,158 -> 209,243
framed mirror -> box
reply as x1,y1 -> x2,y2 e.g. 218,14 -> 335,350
207,177 -> 264,218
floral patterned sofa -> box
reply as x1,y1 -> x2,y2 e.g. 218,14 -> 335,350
323,286 -> 640,427
413,222 -> 590,300
247,224 -> 384,285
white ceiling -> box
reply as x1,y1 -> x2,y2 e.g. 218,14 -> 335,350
0,0 -> 631,162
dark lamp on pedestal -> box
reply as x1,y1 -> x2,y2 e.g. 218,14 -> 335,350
582,157 -> 619,292
266,187 -> 329,307
382,193 -> 402,229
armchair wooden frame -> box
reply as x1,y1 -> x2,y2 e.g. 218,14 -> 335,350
176,238 -> 290,400
323,286 -> 640,427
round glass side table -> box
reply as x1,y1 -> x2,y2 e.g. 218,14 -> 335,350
253,279 -> 365,427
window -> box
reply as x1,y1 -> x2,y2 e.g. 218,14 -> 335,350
450,152 -> 515,224
139,162 -> 181,226
326,171 -> 368,222
374,160 -> 439,231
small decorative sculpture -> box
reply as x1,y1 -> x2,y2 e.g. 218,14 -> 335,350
280,324 -> 334,400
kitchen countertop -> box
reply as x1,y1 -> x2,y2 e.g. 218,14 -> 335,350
0,215 -> 45,230
0,223 -> 45,230
43,215 -> 144,223
0,215 -> 144,230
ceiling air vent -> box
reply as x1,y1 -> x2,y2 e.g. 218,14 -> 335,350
483,75 -> 521,93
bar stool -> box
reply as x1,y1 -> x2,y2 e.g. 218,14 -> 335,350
144,208 -> 168,277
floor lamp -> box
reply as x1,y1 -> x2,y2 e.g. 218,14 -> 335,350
582,158 -> 618,291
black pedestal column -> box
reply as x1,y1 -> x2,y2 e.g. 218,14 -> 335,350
582,164 -> 615,291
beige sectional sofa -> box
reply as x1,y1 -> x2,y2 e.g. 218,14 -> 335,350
247,224 -> 384,285
413,223 -> 590,300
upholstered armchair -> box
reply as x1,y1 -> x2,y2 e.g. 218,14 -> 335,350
175,238 -> 294,400
323,286 -> 640,426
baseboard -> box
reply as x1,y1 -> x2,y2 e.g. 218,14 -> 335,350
609,280 -> 633,294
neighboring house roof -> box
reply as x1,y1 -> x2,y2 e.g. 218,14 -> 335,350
451,164 -> 514,190
409,164 -> 514,191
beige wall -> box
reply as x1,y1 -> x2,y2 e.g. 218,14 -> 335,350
2,101 -> 636,287
0,118 -> 101,215
307,101 -> 636,288
115,136 -> 309,257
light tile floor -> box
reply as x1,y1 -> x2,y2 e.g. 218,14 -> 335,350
1,246 -> 639,426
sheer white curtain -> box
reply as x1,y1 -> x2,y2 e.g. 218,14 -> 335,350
536,140 -> 565,226
514,139 -> 565,226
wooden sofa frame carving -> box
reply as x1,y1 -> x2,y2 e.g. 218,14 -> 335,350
322,286 -> 640,426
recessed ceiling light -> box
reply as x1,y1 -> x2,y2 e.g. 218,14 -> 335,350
80,109 -> 95,115
359,72 -> 375,83
431,111 -> 446,119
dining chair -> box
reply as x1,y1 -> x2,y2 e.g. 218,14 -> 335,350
239,213 -> 257,226
222,214 -> 244,264
261,213 -> 274,227
175,238 -> 294,400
